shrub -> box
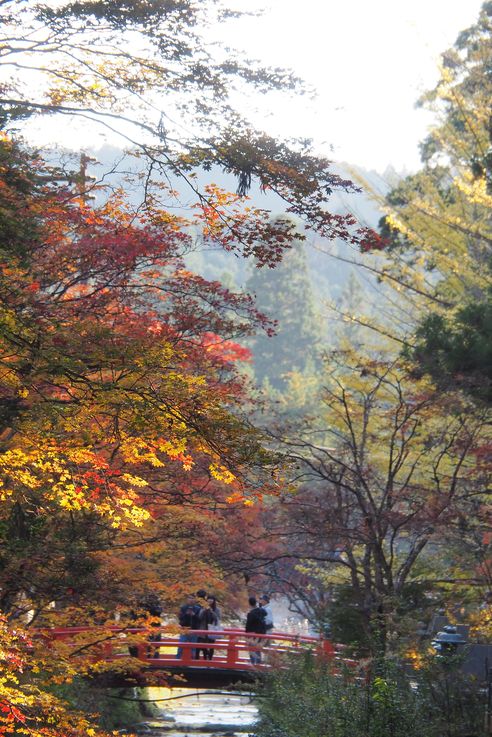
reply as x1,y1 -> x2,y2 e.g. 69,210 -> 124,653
254,652 -> 486,737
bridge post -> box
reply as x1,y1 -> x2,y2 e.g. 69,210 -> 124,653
101,641 -> 113,660
319,639 -> 335,659
226,635 -> 239,666
181,640 -> 193,665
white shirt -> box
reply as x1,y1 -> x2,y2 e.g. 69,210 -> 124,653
262,603 -> 273,629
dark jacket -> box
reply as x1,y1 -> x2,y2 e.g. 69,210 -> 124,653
179,603 -> 201,628
245,605 -> 267,634
199,606 -> 219,629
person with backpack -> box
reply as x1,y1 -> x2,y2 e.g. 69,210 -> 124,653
245,596 -> 267,664
177,593 -> 201,659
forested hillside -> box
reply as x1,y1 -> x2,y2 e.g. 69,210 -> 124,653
74,144 -> 388,389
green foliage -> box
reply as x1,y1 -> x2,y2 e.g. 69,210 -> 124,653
255,653 -> 487,737
414,654 -> 488,737
51,680 -> 157,730
256,655 -> 426,737
0,138 -> 43,262
375,3 -> 492,402
324,584 -> 371,651
322,582 -> 433,655
410,293 -> 492,403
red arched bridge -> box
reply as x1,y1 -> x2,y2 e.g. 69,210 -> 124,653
40,626 -> 350,688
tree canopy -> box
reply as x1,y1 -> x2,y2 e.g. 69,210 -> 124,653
0,130 -> 282,734
362,2 -> 492,401
0,0 -> 375,260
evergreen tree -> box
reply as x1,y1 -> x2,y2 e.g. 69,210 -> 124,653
246,227 -> 322,391
371,2 -> 492,401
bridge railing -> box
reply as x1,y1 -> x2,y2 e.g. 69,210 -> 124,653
38,626 -> 353,672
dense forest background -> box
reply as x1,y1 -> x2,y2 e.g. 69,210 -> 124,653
74,145 -> 391,391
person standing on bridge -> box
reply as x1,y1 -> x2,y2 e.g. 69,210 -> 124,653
259,595 -> 273,634
177,593 -> 201,659
197,595 -> 220,660
245,596 -> 267,665
259,594 -> 273,662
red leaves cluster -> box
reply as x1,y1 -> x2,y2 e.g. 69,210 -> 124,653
358,228 -> 390,252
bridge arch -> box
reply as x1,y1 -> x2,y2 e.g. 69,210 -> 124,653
40,626 -> 345,688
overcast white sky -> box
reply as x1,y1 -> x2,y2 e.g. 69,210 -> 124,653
221,0 -> 484,171
28,0 -> 484,173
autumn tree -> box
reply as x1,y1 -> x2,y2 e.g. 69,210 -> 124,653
0,0 -> 375,259
0,131 -> 277,602
213,2 -> 492,659
0,132 -> 285,734
208,1 -> 492,661
348,2 -> 492,402
228,353 -> 491,653
0,3 -> 381,732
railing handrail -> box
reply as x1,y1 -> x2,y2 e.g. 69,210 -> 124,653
32,625 -> 351,677
39,625 -> 327,645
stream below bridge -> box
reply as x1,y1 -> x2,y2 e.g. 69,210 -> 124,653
118,688 -> 258,736
116,603 -> 308,735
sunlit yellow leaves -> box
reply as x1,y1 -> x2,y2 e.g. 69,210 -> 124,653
46,62 -> 118,107
120,472 -> 148,488
455,171 -> 492,208
0,444 -> 151,527
210,462 -> 236,485
119,432 -> 193,471
467,598 -> 492,646
404,647 -> 425,670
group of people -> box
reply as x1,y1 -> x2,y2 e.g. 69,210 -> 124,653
177,589 -> 221,660
177,590 -> 274,665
